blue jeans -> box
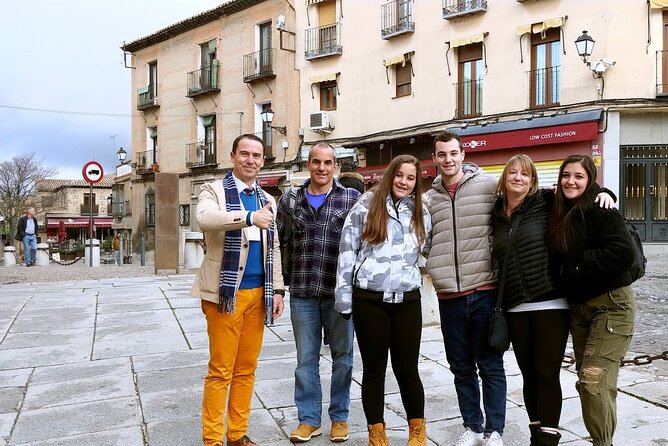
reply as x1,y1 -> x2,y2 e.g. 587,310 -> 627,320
439,290 -> 506,435
290,295 -> 353,426
22,234 -> 37,265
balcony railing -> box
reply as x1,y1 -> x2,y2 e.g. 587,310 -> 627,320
305,23 -> 343,60
187,61 -> 220,97
381,0 -> 415,40
656,50 -> 668,96
455,79 -> 483,118
112,200 -> 132,217
137,85 -> 159,110
442,0 -> 487,20
136,150 -> 158,174
243,49 -> 276,83
186,141 -> 217,168
80,204 -> 99,215
529,66 -> 560,108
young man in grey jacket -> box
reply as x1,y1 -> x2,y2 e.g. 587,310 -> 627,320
424,131 -> 505,446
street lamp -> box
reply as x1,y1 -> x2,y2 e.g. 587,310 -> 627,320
116,147 -> 127,163
260,108 -> 287,135
574,30 -> 595,65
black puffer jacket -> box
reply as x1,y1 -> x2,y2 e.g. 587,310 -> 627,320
552,188 -> 635,304
492,190 -> 559,310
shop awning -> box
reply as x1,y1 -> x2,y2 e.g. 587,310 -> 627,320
358,161 -> 436,184
383,51 -> 415,67
47,217 -> 113,228
450,33 -> 487,49
650,0 -> 668,8
257,175 -> 285,187
308,72 -> 339,84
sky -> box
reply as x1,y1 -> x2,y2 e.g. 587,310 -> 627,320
0,0 -> 226,179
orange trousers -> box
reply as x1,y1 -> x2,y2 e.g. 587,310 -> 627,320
201,287 -> 265,446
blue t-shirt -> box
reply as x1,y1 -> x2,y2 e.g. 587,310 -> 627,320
305,190 -> 328,210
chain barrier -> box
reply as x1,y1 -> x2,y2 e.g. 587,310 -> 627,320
563,351 -> 668,367
47,251 -> 85,266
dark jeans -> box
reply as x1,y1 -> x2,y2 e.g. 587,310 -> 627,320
506,309 -> 570,428
438,290 -> 506,435
353,298 -> 424,424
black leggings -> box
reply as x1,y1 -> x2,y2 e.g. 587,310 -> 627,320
506,309 -> 570,428
352,298 -> 425,424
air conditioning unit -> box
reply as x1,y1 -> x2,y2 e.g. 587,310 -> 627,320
310,111 -> 330,130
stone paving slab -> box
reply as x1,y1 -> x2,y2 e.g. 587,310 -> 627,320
97,299 -> 172,314
136,365 -> 206,394
131,349 -> 209,373
2,343 -> 91,369
0,369 -> 31,388
11,425 -> 145,446
9,396 -> 142,444
0,387 -> 23,413
0,328 -> 93,350
140,386 -> 202,423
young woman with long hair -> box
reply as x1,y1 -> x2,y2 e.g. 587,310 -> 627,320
335,154 -> 431,446
549,155 -> 636,446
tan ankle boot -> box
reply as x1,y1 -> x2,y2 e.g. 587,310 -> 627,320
407,418 -> 426,446
368,422 -> 388,446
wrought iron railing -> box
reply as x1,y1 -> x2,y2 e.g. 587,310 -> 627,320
187,61 -> 220,97
656,50 -> 668,95
243,49 -> 275,82
112,200 -> 132,217
455,79 -> 483,118
529,66 -> 560,108
186,141 -> 217,168
136,150 -> 158,173
137,85 -> 158,110
305,23 -> 343,60
381,0 -> 415,39
442,0 -> 487,19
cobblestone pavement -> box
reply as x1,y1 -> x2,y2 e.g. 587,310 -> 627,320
0,248 -> 666,445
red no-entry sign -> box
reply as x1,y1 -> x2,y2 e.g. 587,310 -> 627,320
82,161 -> 104,183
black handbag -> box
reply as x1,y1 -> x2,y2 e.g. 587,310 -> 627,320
488,212 -> 522,354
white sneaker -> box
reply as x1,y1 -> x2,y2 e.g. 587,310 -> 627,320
455,428 -> 485,446
485,431 -> 503,446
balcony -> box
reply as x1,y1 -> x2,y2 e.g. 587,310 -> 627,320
137,85 -> 159,110
186,61 -> 220,98
442,0 -> 487,20
80,204 -> 99,215
656,50 -> 668,97
455,79 -> 483,118
112,200 -> 132,217
529,66 -> 560,108
186,141 -> 217,168
305,23 -> 343,60
381,0 -> 415,40
243,49 -> 276,83
136,150 -> 158,174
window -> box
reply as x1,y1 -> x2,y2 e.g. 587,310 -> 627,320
320,81 -> 337,110
530,28 -> 560,107
179,204 -> 191,226
200,40 -> 216,90
259,22 -> 272,74
395,62 -> 412,97
457,43 -> 483,117
147,127 -> 158,165
261,103 -> 273,159
148,61 -> 158,99
145,188 -> 155,227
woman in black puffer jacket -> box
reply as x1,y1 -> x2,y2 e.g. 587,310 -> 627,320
492,154 -> 614,446
549,155 -> 635,446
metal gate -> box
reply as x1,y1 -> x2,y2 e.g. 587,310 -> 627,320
621,145 -> 668,242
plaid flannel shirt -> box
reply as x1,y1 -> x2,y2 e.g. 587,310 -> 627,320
277,179 -> 360,299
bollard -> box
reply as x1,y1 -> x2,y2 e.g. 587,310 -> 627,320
3,246 -> 16,267
140,233 -> 146,266
35,243 -> 50,266
84,239 -> 101,267
184,231 -> 204,269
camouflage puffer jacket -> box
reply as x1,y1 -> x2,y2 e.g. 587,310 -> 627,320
334,191 -> 432,314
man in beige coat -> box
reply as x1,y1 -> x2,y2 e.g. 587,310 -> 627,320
192,134 -> 285,446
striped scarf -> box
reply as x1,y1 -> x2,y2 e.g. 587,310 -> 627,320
219,172 -> 275,325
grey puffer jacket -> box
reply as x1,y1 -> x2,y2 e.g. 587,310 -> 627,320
335,191 -> 432,314
424,163 -> 498,294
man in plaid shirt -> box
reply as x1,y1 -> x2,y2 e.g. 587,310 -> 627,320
276,143 -> 360,443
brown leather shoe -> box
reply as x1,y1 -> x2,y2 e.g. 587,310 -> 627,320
227,435 -> 257,446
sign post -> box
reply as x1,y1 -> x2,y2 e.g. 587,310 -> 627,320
82,161 -> 104,267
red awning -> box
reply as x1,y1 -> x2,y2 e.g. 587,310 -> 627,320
358,161 -> 437,184
461,121 -> 598,152
47,217 -> 113,228
257,175 -> 285,187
